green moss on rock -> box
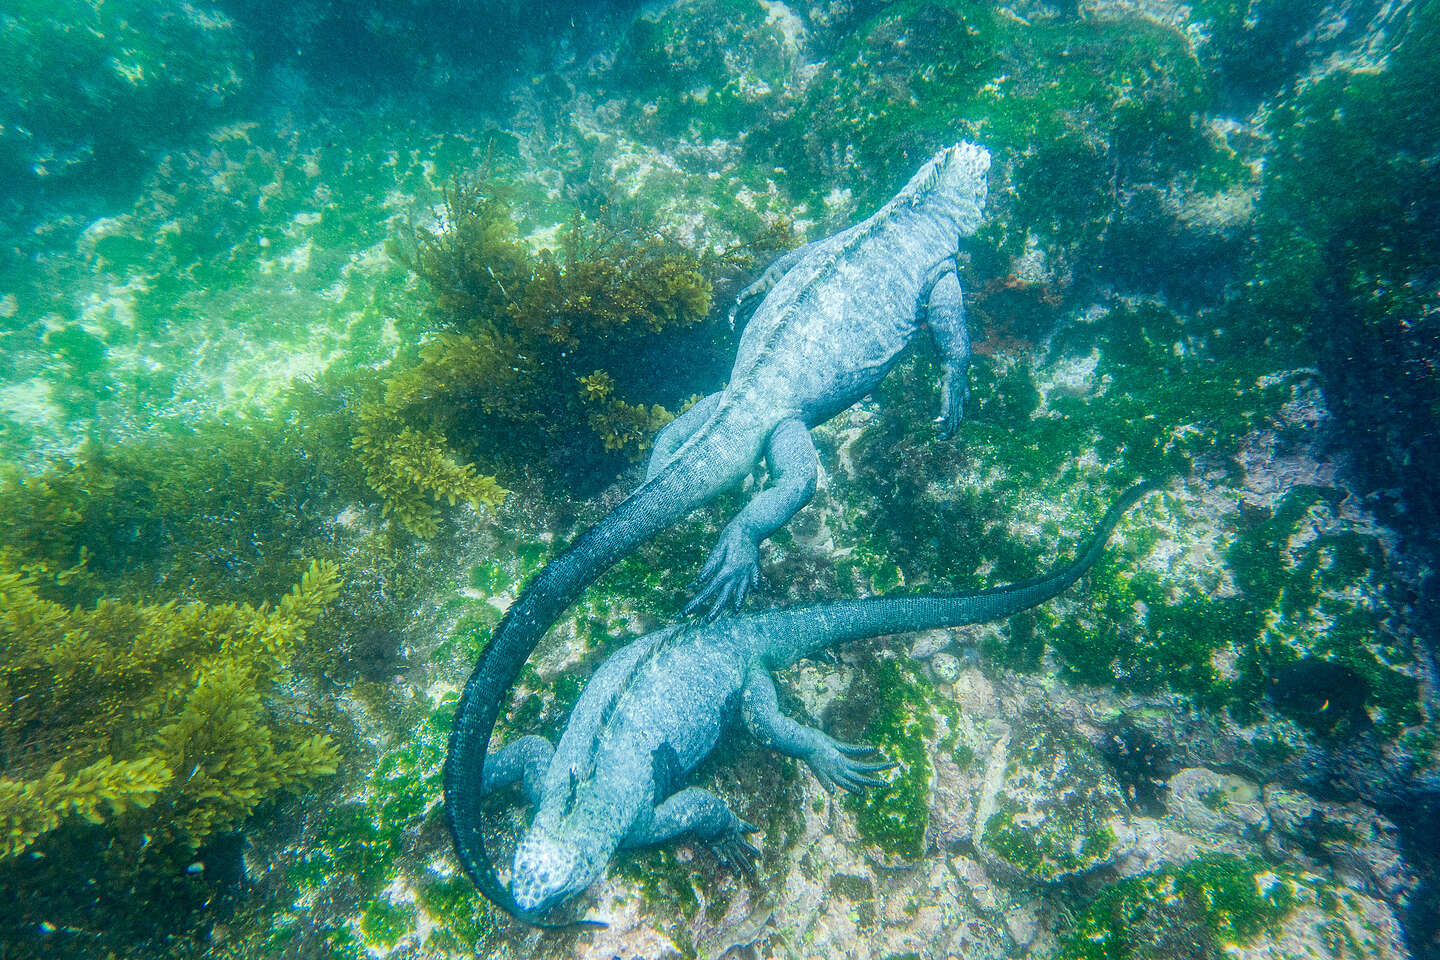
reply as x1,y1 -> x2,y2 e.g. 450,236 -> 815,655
845,660 -> 934,859
1059,857 -> 1405,960
415,875 -> 497,952
975,715 -> 1129,882
1050,483 -> 1421,742
1057,855 -> 1339,960
358,899 -> 415,949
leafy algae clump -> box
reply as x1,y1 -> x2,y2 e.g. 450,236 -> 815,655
353,408 -> 508,539
0,556 -> 342,857
1057,855 -> 1303,960
373,178 -> 716,514
0,403 -> 366,608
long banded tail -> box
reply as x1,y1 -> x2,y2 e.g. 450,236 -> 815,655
442,457 -> 712,925
754,481 -> 1156,667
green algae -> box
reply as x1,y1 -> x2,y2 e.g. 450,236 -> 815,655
778,0 -> 1227,277
844,660 -> 935,859
1186,0 -> 1329,102
983,608 -> 1045,673
414,875 -> 498,952
358,899 -> 415,948
291,708 -> 454,898
1201,787 -> 1230,812
1235,0 -> 1440,537
618,847 -> 706,920
612,0 -> 795,143
1048,483 -> 1419,739
1057,855 -> 1302,960
0,0 -> 247,189
1044,303 -> 1288,480
777,2 -> 995,206
982,797 -> 1118,881
978,717 -> 1127,882
285,698 -> 503,955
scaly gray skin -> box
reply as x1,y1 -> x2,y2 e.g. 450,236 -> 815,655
445,144 -> 992,922
479,482 -> 1155,919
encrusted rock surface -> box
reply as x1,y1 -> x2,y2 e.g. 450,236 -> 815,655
973,715 -> 1134,882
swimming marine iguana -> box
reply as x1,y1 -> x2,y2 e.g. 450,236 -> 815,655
478,482 -> 1154,919
445,143 -> 991,921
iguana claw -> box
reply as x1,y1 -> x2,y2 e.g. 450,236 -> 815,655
807,735 -> 898,794
687,531 -> 761,620
711,817 -> 761,879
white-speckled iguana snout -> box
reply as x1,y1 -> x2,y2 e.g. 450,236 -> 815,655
511,831 -> 592,915
929,141 -> 990,223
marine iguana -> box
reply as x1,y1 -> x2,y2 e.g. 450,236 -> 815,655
477,482 -> 1155,920
445,143 -> 992,921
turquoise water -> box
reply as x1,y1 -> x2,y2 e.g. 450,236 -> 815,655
1,1 -> 1437,957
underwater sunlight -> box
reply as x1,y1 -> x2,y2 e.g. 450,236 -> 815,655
0,1 -> 1436,958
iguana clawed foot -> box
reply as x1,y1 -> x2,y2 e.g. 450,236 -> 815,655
686,529 -> 761,620
805,736 -> 897,794
709,816 -> 761,879
935,363 -> 969,439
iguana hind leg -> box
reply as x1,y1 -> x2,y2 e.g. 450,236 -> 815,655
923,267 -> 971,438
740,669 -> 895,794
481,735 -> 553,808
645,391 -> 723,481
686,417 -> 817,620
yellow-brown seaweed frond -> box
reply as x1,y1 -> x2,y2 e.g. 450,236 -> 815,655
402,179 -> 534,324
512,220 -> 713,344
578,370 -> 616,402
0,756 -> 172,860
586,397 -> 676,460
372,179 -> 719,491
352,406 -> 508,539
0,556 -> 342,858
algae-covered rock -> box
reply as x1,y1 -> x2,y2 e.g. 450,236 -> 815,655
1263,785 -> 1419,907
1059,855 -> 1409,960
974,714 -> 1134,882
844,659 -> 939,861
1168,767 -> 1270,839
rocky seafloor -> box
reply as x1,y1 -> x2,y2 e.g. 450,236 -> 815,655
1,0 -> 1437,959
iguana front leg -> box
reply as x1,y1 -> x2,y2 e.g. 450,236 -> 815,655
740,670 -> 895,793
480,735 -> 553,807
622,787 -> 760,876
924,267 -> 971,438
686,418 -> 817,620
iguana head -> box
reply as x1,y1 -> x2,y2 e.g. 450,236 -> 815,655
896,142 -> 991,231
510,828 -> 596,914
